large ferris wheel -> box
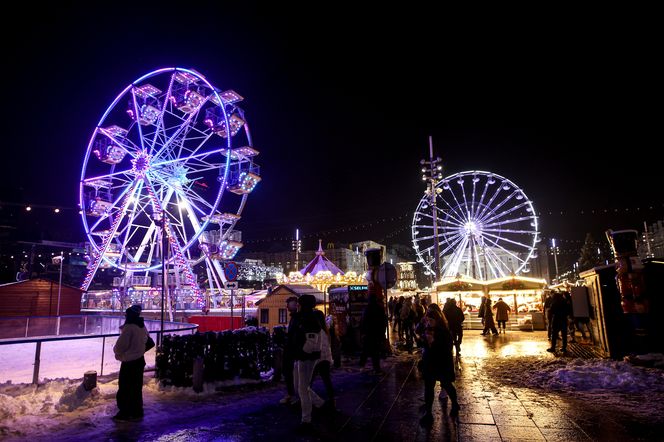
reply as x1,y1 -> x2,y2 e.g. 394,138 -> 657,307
412,171 -> 540,281
79,67 -> 260,306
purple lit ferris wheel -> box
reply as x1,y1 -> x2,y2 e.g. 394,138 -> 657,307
412,171 -> 540,281
79,68 -> 260,302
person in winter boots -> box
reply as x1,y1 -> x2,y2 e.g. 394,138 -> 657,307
493,298 -> 511,333
112,304 -> 149,421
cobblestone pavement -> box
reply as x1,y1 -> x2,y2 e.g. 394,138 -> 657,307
46,330 -> 663,442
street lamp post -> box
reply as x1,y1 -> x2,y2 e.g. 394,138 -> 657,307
420,136 -> 443,281
552,238 -> 559,281
55,251 -> 64,335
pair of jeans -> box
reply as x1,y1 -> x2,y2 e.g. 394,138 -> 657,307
312,360 -> 334,401
294,359 -> 324,423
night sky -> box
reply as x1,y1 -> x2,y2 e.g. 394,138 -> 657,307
1,4 -> 660,253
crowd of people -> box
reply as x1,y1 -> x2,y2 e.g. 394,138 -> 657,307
109,289 -> 594,432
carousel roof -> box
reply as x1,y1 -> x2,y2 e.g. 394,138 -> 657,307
299,240 -> 344,276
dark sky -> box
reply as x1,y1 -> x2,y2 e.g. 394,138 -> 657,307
1,4 -> 660,251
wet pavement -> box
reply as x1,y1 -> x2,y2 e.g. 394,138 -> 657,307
49,330 -> 663,442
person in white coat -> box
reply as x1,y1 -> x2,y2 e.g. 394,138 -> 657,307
112,305 -> 148,421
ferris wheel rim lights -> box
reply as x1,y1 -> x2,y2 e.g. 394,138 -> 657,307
412,170 -> 540,281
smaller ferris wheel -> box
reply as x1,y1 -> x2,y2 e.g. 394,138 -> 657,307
412,170 -> 540,280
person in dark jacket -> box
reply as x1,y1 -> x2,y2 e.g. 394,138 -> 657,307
112,305 -> 148,421
393,297 -> 403,339
279,296 -> 300,405
443,298 -> 465,357
481,298 -> 499,336
359,294 -> 388,374
293,294 -> 325,429
547,291 -> 570,354
419,305 -> 460,427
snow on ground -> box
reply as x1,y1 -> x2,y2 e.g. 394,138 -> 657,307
0,370 -> 273,440
482,356 -> 664,393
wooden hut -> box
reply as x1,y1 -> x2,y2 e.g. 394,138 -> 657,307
0,279 -> 83,317
255,284 -> 325,330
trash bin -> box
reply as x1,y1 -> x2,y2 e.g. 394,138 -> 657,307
83,370 -> 97,391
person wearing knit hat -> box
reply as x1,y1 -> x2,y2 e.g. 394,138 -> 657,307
112,304 -> 148,421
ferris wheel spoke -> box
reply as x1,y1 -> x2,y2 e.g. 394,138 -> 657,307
152,146 -> 227,169
446,185 -> 469,224
483,245 -> 510,278
442,235 -> 469,278
481,208 -> 532,227
470,236 -> 485,280
87,182 -> 137,236
474,179 -> 491,220
482,228 -> 538,235
483,215 -> 537,229
83,168 -> 136,185
459,179 -> 471,221
434,205 -> 466,228
148,72 -> 177,152
148,173 -> 213,216
116,180 -> 145,255
480,230 -> 534,253
479,199 -> 528,225
477,191 -> 519,224
151,98 -> 209,163
475,182 -> 504,221
479,236 -> 529,269
470,176 -> 478,219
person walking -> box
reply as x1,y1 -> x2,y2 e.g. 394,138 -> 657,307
394,297 -> 403,340
419,305 -> 460,427
493,298 -> 511,333
279,296 -> 300,405
112,305 -> 149,421
547,291 -> 570,354
443,298 -> 465,357
400,297 -> 416,351
359,294 -> 388,374
478,294 -> 487,328
481,298 -> 499,336
293,294 -> 326,431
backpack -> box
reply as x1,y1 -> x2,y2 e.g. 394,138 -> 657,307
303,330 -> 323,354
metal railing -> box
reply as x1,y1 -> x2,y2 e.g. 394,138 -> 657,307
0,315 -> 197,384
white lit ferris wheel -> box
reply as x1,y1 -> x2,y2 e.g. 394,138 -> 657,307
412,171 -> 540,281
79,67 -> 260,305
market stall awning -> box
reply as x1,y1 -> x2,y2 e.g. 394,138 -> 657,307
433,275 -> 486,292
484,275 -> 547,291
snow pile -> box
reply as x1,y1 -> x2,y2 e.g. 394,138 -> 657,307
484,357 -> 664,393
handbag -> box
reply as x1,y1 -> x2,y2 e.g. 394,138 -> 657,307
145,334 -> 156,352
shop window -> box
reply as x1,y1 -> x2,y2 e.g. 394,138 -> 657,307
278,308 -> 287,324
260,308 -> 269,324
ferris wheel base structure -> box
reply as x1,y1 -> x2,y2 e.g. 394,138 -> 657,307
79,68 -> 261,309
412,170 -> 540,282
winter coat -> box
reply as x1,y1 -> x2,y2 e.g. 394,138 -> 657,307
442,301 -> 465,332
361,301 -> 388,340
113,323 -> 148,362
549,293 -> 570,325
493,300 -> 511,322
285,311 -> 301,356
293,310 -> 322,361
420,320 -> 455,382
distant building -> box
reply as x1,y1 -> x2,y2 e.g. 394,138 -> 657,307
640,220 -> 664,259
254,284 -> 325,330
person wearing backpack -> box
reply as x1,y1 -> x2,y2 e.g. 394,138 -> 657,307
293,294 -> 325,431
